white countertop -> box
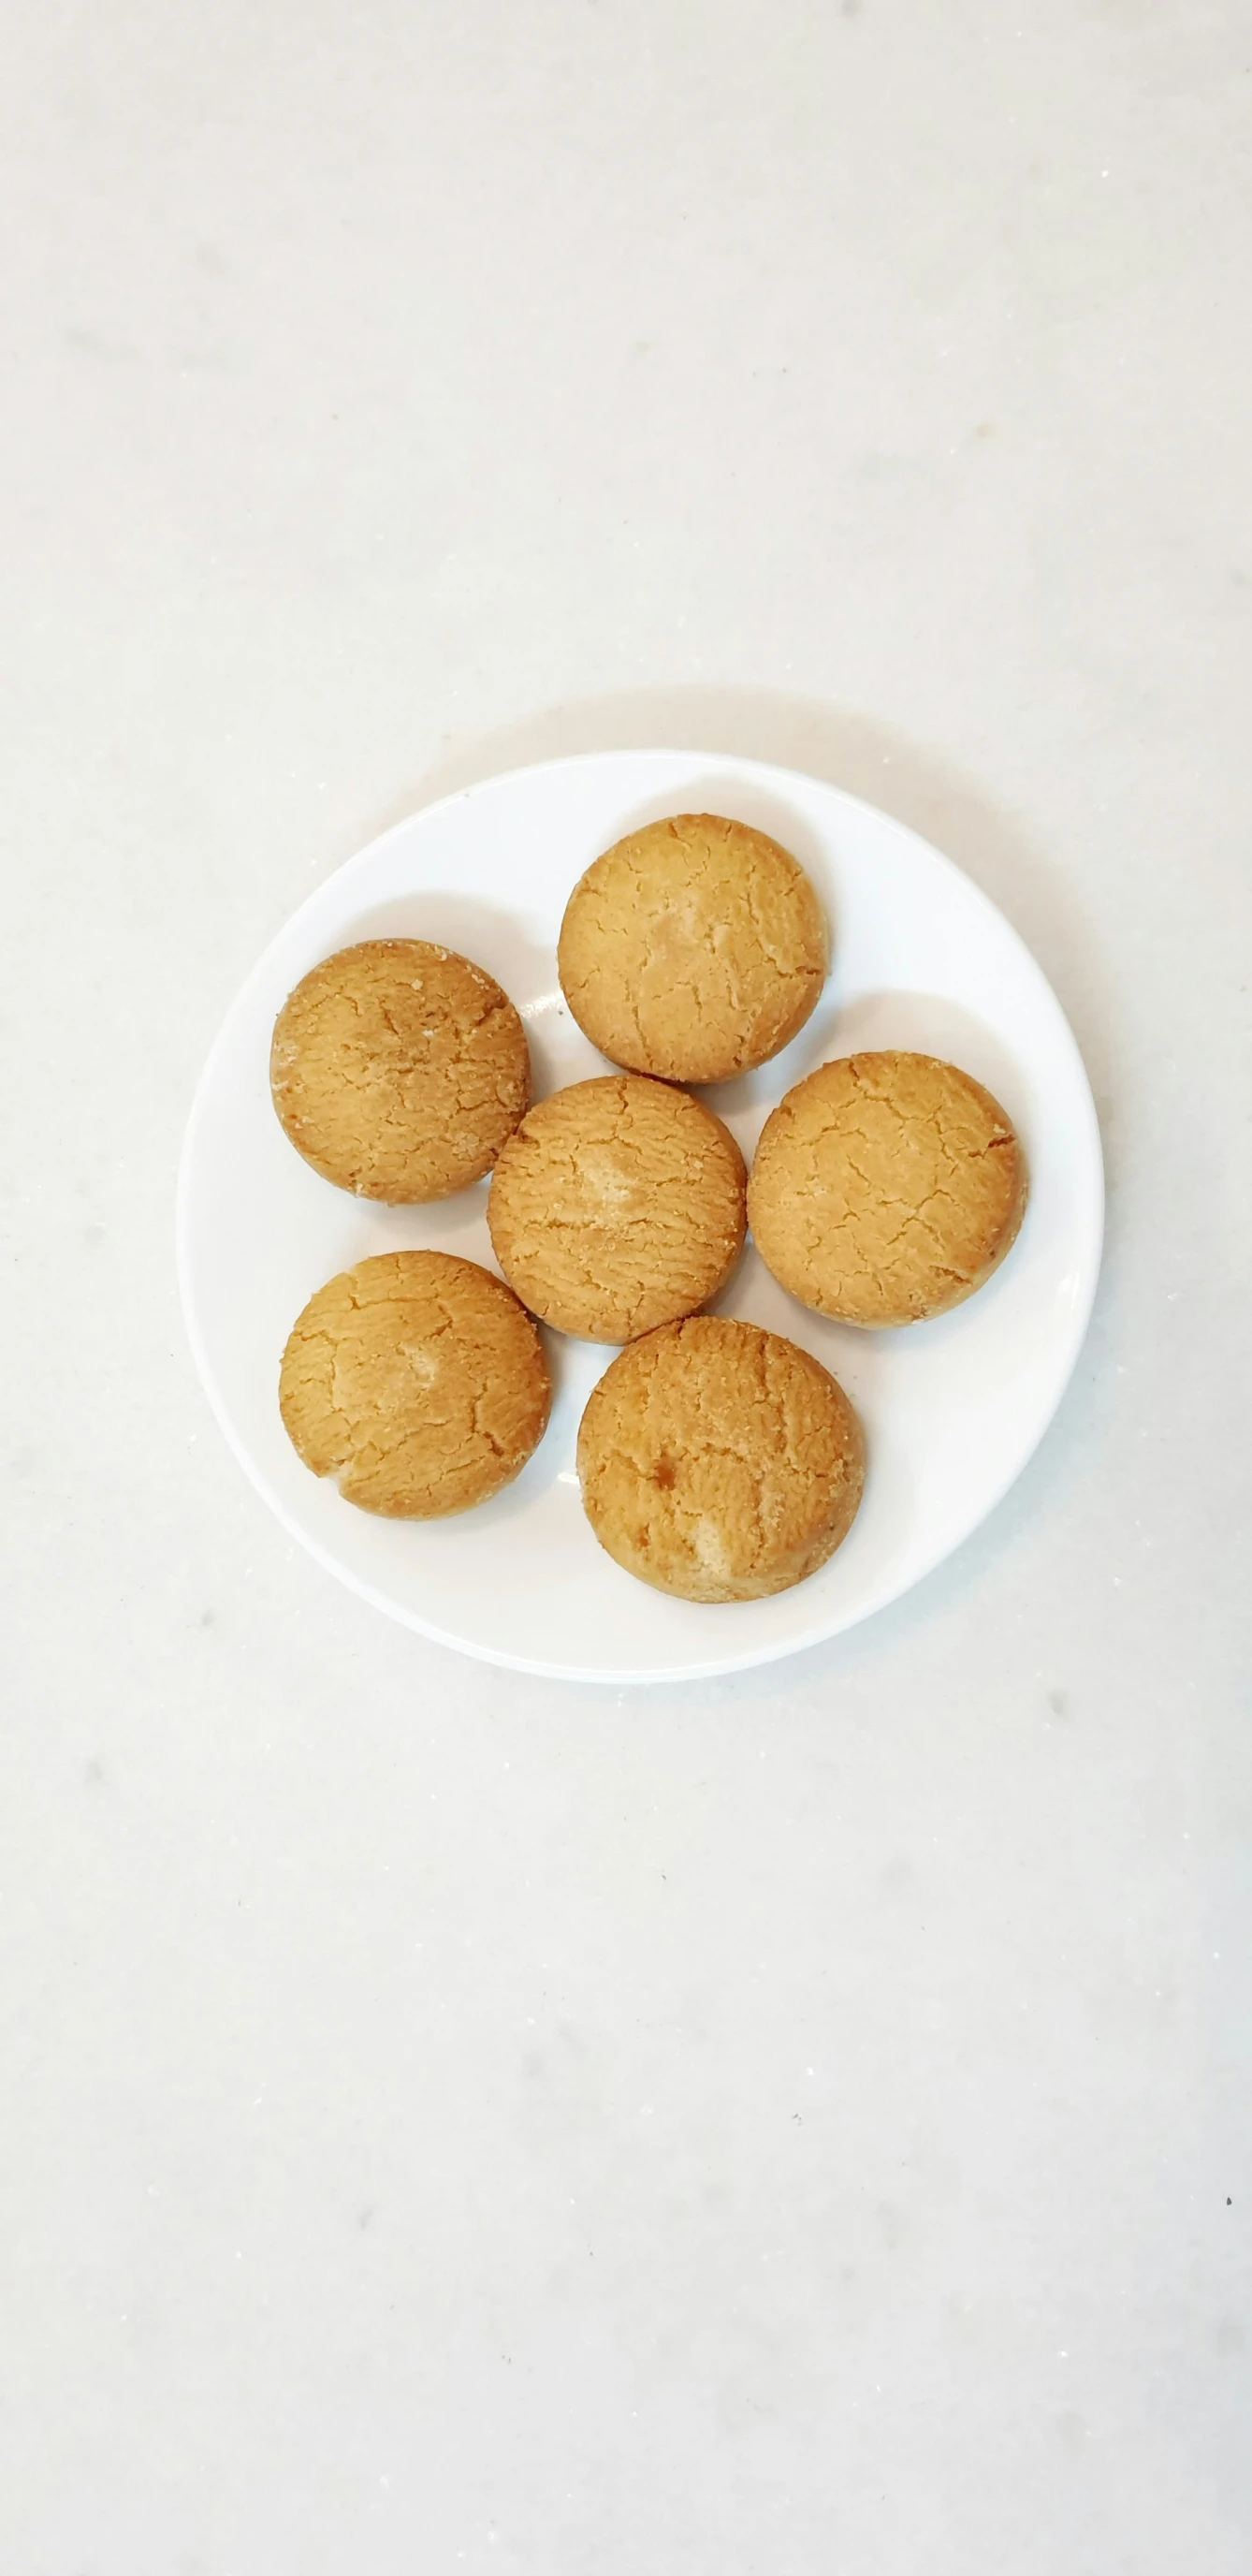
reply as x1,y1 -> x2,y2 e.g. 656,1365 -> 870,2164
3,4 -> 1249,2568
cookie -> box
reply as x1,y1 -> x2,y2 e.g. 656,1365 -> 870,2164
488,1075 -> 746,1342
576,1316 -> 865,1602
270,940 -> 530,1201
748,1051 -> 1027,1327
557,813 -> 827,1084
279,1250 -> 550,1516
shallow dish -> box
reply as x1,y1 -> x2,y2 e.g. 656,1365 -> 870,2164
178,751 -> 1102,1683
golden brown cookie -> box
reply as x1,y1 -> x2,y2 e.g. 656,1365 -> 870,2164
557,813 -> 827,1084
279,1250 -> 550,1516
488,1075 -> 746,1342
576,1316 -> 865,1602
748,1051 -> 1027,1327
270,940 -> 530,1202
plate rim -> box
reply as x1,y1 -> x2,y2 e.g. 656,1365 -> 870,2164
176,747 -> 1105,1686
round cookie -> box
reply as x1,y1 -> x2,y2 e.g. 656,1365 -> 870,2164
279,1250 -> 550,1516
748,1051 -> 1028,1327
488,1075 -> 746,1342
270,940 -> 530,1202
576,1316 -> 865,1603
557,813 -> 827,1084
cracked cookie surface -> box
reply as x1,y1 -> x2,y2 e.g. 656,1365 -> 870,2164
748,1051 -> 1027,1326
488,1075 -> 746,1342
576,1315 -> 865,1602
279,1250 -> 550,1515
270,939 -> 530,1202
557,813 -> 827,1083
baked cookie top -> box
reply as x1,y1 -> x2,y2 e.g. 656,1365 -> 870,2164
270,939 -> 529,1202
748,1050 -> 1027,1326
279,1250 -> 550,1516
576,1315 -> 865,1602
488,1074 -> 746,1342
557,813 -> 826,1084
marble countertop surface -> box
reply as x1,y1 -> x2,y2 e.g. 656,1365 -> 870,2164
3,4 -> 1249,2568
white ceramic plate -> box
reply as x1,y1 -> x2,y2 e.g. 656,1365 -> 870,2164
178,751 -> 1102,1684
